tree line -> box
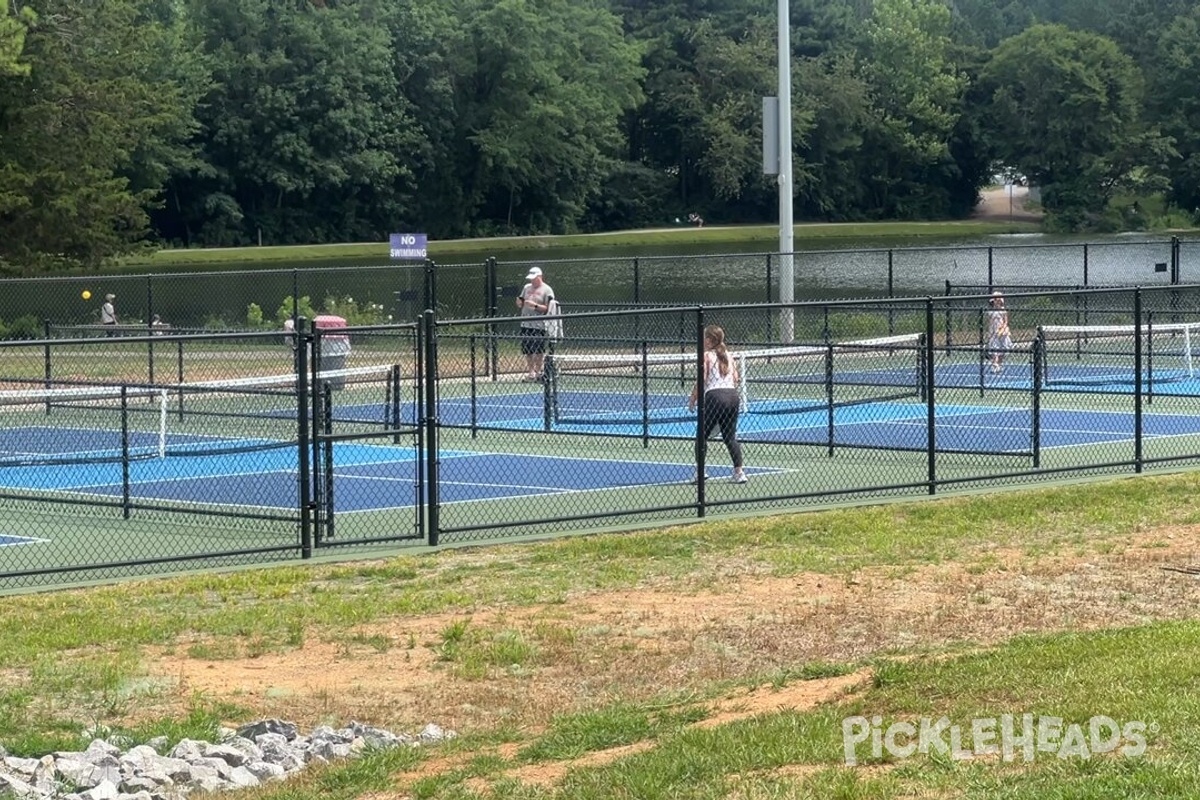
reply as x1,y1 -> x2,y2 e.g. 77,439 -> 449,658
1,0 -> 1198,269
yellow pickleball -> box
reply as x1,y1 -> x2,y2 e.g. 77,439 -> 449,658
81,290 -> 91,300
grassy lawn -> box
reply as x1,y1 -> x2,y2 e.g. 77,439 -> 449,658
3,472 -> 1200,797
117,220 -> 1045,269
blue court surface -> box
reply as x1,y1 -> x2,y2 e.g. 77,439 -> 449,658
0,432 -> 779,513
429,390 -> 1200,454
4,391 -> 1200,511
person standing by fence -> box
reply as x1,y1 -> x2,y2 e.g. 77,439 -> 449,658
516,266 -> 556,381
687,324 -> 747,484
987,291 -> 1012,373
101,293 -> 118,335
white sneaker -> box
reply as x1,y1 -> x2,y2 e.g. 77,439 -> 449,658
731,471 -> 748,484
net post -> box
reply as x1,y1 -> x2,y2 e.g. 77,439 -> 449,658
158,389 -> 167,458
737,352 -> 748,414
471,334 -> 481,437
322,382 -> 335,542
1146,311 -> 1155,402
543,344 -> 555,433
824,336 -> 834,458
391,363 -> 402,444
640,340 -> 650,446
1034,326 -> 1046,386
176,339 -> 185,421
43,319 -> 51,416
121,386 -> 131,520
1187,323 -> 1195,379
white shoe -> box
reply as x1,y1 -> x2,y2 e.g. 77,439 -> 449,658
731,471 -> 748,484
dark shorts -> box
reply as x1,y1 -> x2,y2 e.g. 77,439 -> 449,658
520,328 -> 547,355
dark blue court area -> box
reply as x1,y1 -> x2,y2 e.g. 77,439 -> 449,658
0,432 -> 777,513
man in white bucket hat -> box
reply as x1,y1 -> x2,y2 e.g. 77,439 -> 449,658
515,266 -> 556,381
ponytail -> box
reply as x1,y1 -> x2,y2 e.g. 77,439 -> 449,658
705,325 -> 730,376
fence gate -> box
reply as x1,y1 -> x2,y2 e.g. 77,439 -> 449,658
310,324 -> 426,548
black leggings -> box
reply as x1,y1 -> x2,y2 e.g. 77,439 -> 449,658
696,388 -> 743,468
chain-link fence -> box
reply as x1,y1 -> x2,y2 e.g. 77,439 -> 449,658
0,238 -> 1194,340
6,285 -> 1200,589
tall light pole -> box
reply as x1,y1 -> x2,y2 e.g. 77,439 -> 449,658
777,0 -> 794,342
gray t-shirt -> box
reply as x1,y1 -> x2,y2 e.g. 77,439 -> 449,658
519,282 -> 555,330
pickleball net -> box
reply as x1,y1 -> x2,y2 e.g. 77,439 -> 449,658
1038,323 -> 1200,388
545,333 -> 926,427
0,364 -> 405,467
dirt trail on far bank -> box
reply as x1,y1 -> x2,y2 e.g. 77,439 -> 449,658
974,185 -> 1042,222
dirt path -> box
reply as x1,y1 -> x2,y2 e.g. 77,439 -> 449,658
974,185 -> 1042,222
141,529 -> 1199,740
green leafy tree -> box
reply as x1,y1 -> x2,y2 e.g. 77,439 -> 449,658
443,0 -> 644,235
790,54 -> 873,219
0,0 -> 202,271
855,0 -> 966,218
164,0 -> 424,246
1145,8 -> 1200,215
0,0 -> 34,77
979,24 -> 1169,226
610,0 -> 778,220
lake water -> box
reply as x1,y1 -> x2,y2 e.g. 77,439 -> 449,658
4,232 -> 1200,329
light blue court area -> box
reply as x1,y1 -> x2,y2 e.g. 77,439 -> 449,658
480,394 -> 1200,455
0,433 -> 777,513
0,534 -> 44,547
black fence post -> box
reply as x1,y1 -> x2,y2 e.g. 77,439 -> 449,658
925,298 -> 936,495
1134,288 -> 1143,473
1083,244 -> 1090,287
42,319 -> 51,414
414,319 -> 426,539
423,309 -> 440,547
633,257 -> 641,304
147,275 -> 155,385
297,318 -> 312,559
424,258 -> 438,317
486,256 -> 498,379
694,306 -> 706,518
1032,337 -> 1042,469
987,247 -> 994,288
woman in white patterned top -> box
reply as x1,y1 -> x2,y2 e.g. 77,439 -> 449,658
687,324 -> 747,484
987,291 -> 1012,373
